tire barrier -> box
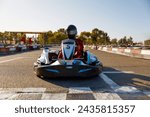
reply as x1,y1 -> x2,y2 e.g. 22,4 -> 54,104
9,47 -> 16,54
0,48 -> 9,55
0,44 -> 40,55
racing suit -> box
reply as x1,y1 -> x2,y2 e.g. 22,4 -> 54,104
58,39 -> 84,59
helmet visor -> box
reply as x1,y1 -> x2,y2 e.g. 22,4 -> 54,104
68,30 -> 77,35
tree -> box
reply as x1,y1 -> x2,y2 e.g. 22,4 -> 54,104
0,32 -> 4,43
37,28 -> 68,45
12,32 -> 18,44
7,32 -> 13,44
37,33 -> 45,45
16,33 -> 23,44
79,31 -> 91,44
91,28 -> 110,45
52,31 -> 67,44
91,28 -> 99,44
103,33 -> 110,45
46,31 -> 54,44
127,36 -> 133,46
37,27 -> 111,45
54,28 -> 67,43
118,36 -> 134,47
57,28 -> 66,34
2,32 -> 9,45
111,38 -> 118,46
38,32 -> 52,45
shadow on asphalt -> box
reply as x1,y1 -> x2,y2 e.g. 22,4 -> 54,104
39,73 -> 110,90
41,66 -> 150,91
103,67 -> 150,91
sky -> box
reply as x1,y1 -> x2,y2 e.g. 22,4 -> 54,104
0,0 -> 150,42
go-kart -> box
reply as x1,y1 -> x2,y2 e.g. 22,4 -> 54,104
33,39 -> 103,78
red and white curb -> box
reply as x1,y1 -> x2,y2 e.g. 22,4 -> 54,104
90,46 -> 150,59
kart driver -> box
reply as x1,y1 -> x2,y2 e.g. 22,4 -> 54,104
58,25 -> 84,59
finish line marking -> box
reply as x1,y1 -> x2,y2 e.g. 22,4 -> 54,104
0,87 -> 149,99
0,57 -> 23,64
69,87 -> 92,94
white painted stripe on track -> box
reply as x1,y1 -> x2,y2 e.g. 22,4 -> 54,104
21,57 -> 34,59
0,93 -> 16,100
0,88 -> 24,93
100,73 -> 141,93
103,71 -> 134,74
7,93 -> 42,100
0,88 -> 46,93
69,87 -> 92,94
0,57 -> 23,64
41,93 -> 66,100
93,92 -> 122,100
6,94 -> 20,100
22,88 -> 46,93
143,91 -> 150,97
114,86 -> 141,93
100,73 -> 119,89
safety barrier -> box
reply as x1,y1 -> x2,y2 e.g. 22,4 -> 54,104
0,44 -> 40,55
118,48 -> 125,53
90,45 -> 150,59
107,47 -> 112,51
0,48 -> 9,54
140,50 -> 150,59
9,47 -> 16,53
124,48 -> 131,53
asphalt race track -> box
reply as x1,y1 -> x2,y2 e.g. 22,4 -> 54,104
0,47 -> 150,100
